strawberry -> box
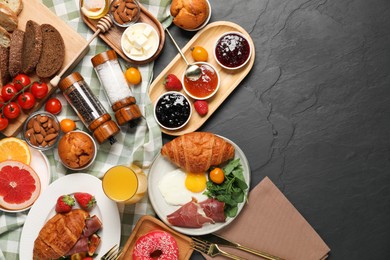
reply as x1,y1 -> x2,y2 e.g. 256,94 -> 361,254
194,100 -> 208,116
74,192 -> 96,211
164,74 -> 182,91
55,195 -> 75,213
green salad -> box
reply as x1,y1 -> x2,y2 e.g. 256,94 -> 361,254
204,158 -> 248,218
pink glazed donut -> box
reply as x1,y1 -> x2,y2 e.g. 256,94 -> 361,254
132,230 -> 179,260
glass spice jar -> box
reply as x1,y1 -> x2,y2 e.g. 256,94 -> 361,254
58,72 -> 120,144
91,50 -> 142,127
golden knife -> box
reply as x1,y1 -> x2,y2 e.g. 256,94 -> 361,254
199,233 -> 285,260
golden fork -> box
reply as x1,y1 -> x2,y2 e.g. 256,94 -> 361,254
101,244 -> 122,260
191,237 -> 247,260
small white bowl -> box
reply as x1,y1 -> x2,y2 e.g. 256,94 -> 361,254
214,31 -> 252,70
154,91 -> 192,131
121,22 -> 159,61
182,62 -> 220,100
183,0 -> 211,31
58,130 -> 97,171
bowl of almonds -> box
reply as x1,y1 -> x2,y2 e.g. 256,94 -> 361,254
23,111 -> 61,151
109,0 -> 141,27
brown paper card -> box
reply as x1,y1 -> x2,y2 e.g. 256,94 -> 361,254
203,177 -> 330,260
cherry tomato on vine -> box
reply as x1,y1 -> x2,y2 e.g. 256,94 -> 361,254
30,81 -> 49,99
45,98 -> 62,115
13,74 -> 31,91
1,84 -> 17,101
3,102 -> 20,119
0,116 -> 8,131
17,92 -> 36,110
125,67 -> 142,85
191,46 -> 208,62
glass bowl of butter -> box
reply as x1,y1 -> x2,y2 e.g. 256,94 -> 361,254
80,0 -> 110,20
121,22 -> 160,61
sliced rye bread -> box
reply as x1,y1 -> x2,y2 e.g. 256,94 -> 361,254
36,24 -> 65,78
0,24 -> 10,47
8,28 -> 23,77
0,3 -> 17,32
0,45 -> 10,87
0,0 -> 23,15
21,20 -> 42,75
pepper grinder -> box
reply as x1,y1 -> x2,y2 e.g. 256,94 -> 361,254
91,50 -> 142,127
58,72 -> 120,144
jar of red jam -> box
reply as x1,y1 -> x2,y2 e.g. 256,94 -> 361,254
214,31 -> 251,69
182,62 -> 220,100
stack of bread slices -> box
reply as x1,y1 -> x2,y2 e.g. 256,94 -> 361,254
0,0 -> 65,88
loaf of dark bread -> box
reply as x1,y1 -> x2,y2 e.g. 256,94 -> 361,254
21,20 -> 42,75
36,24 -> 65,78
8,28 -> 23,77
0,45 -> 10,87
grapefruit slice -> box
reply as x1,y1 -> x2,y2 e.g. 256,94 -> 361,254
0,160 -> 41,211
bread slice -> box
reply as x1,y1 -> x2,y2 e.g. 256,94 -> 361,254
0,3 -> 17,32
36,24 -> 65,78
21,20 -> 42,75
0,0 -> 23,15
0,24 -> 10,47
8,28 -> 23,77
0,45 -> 10,87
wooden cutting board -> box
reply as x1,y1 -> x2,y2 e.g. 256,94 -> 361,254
1,0 -> 88,137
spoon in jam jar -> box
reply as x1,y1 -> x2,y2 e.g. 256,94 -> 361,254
165,28 -> 202,81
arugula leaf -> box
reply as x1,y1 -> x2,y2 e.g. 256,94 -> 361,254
204,158 -> 248,217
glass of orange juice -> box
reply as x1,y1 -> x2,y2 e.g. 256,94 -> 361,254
102,164 -> 147,204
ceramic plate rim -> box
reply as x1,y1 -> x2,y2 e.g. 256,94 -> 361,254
148,135 -> 250,236
0,147 -> 51,213
19,173 -> 121,259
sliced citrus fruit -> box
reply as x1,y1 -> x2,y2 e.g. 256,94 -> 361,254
0,160 -> 41,211
0,137 -> 31,165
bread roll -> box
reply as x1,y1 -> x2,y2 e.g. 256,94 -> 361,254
33,209 -> 89,259
0,3 -> 17,32
170,0 -> 209,30
0,0 -> 23,15
161,132 -> 235,173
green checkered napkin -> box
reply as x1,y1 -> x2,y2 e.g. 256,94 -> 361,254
0,0 -> 172,259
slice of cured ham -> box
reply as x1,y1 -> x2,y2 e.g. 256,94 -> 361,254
167,198 -> 226,228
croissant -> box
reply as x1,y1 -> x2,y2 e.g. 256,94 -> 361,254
33,209 -> 89,260
161,132 -> 235,173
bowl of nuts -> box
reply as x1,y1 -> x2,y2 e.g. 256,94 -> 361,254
23,111 -> 61,151
109,0 -> 141,27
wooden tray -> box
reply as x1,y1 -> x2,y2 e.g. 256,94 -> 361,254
1,0 -> 88,137
81,3 -> 165,64
148,21 -> 256,136
120,215 -> 193,260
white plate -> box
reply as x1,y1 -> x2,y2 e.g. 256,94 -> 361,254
19,173 -> 121,259
0,147 -> 51,213
148,136 -> 250,236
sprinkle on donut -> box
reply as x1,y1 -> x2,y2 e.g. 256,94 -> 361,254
132,230 -> 179,260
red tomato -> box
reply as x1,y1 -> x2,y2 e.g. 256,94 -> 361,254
0,116 -> 8,131
45,98 -> 62,115
13,74 -> 31,91
1,84 -> 17,101
30,81 -> 49,99
17,92 -> 36,110
3,102 -> 20,119
0,95 -> 4,110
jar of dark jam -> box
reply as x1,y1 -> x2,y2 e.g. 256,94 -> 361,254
214,31 -> 251,69
154,92 -> 192,130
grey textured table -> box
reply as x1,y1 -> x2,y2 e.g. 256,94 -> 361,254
155,0 -> 390,259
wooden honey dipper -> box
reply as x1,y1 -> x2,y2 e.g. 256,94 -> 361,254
50,14 -> 114,87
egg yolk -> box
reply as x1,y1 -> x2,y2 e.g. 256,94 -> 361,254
185,172 -> 207,193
